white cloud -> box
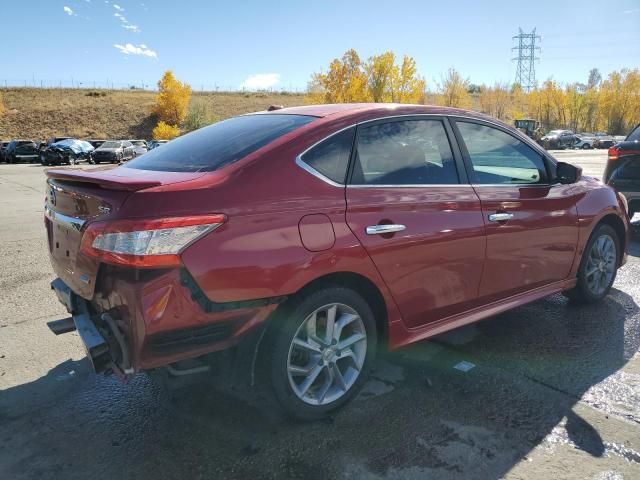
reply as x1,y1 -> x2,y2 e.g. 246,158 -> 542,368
63,6 -> 75,15
113,4 -> 124,11
122,24 -> 140,32
114,43 -> 157,58
623,8 -> 640,14
240,73 -> 280,90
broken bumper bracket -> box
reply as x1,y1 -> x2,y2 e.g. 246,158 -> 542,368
48,278 -> 111,373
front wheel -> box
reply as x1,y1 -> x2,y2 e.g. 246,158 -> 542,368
266,287 -> 377,421
565,224 -> 619,304
582,143 -> 591,149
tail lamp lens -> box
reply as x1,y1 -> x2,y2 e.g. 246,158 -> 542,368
608,147 -> 619,161
80,214 -> 226,268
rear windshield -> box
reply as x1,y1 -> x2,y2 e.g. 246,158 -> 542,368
124,114 -> 316,172
627,125 -> 640,142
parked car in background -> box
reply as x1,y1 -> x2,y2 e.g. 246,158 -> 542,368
42,139 -> 95,166
604,124 -> 640,219
594,132 -> 616,149
541,129 -> 576,149
148,139 -> 169,150
4,140 -> 40,163
47,136 -> 73,146
90,140 -> 135,164
43,104 -> 629,420
0,141 -> 10,162
87,139 -> 107,149
129,139 -> 149,157
574,134 -> 595,149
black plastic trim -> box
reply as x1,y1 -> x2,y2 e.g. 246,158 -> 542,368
180,269 -> 288,313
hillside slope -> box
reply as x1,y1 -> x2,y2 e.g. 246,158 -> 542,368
0,88 -> 306,140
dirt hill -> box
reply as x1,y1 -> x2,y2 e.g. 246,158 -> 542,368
0,88 -> 306,141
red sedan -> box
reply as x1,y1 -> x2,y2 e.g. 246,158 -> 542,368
44,104 -> 630,419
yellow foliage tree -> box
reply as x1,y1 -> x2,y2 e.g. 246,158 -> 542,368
437,68 -> 471,108
306,49 -> 425,104
154,70 -> 192,126
152,121 -> 181,140
392,55 -> 426,103
478,82 -> 511,120
307,49 -> 369,103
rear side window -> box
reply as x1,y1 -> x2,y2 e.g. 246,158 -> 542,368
627,125 -> 640,142
456,121 -> 548,185
350,119 -> 459,185
125,114 -> 316,172
300,128 -> 354,184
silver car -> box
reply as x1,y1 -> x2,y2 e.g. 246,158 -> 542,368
130,140 -> 149,157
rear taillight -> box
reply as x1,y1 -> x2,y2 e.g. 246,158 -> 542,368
80,214 -> 226,268
608,147 -> 619,161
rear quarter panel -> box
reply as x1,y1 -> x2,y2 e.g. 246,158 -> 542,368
122,129 -> 404,328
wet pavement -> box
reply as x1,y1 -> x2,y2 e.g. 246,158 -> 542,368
1,152 -> 639,480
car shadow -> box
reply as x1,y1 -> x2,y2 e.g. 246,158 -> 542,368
1,285 -> 639,479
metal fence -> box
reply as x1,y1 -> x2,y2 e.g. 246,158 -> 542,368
0,78 -> 304,93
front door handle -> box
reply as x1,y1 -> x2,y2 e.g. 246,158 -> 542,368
366,224 -> 406,235
488,212 -> 514,222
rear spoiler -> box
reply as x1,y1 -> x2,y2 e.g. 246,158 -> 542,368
45,168 -> 162,191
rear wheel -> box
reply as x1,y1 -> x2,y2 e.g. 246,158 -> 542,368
266,286 -> 377,421
582,143 -> 591,149
565,224 -> 619,304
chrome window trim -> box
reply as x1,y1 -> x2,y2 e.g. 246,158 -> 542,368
294,113 -> 550,188
294,156 -> 345,188
471,183 -> 553,188
346,184 -> 473,189
44,204 -> 85,231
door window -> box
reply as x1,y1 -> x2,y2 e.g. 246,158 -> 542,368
456,121 -> 548,185
350,120 -> 459,185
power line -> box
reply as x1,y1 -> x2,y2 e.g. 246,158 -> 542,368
512,28 -> 541,92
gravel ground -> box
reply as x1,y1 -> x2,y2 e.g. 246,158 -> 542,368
1,150 -> 639,480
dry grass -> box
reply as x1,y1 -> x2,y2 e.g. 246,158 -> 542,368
0,88 -> 306,140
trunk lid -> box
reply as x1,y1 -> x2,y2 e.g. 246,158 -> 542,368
44,167 -> 205,299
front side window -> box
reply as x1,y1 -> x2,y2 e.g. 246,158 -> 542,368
350,120 -> 459,185
126,114 -> 316,172
456,121 -> 548,185
300,127 -> 354,184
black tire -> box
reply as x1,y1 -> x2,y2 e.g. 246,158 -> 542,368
264,286 -> 377,421
565,224 -> 619,304
582,144 -> 591,149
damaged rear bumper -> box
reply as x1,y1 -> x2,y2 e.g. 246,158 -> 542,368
47,278 -> 130,375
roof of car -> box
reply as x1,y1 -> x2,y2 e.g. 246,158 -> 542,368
261,103 -> 490,121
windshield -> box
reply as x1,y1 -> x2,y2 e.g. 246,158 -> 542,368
132,141 -> 146,146
100,141 -> 121,148
547,130 -> 563,136
125,114 -> 316,172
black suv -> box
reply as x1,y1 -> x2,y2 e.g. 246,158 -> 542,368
4,140 -> 40,164
605,124 -> 640,219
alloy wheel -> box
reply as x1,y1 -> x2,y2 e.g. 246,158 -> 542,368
585,234 -> 616,296
287,303 -> 367,406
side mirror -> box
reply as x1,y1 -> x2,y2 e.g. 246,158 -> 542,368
556,161 -> 582,184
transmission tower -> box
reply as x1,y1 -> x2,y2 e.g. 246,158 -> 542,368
512,28 -> 540,92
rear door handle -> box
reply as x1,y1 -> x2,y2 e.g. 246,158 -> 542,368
488,213 -> 514,222
366,224 -> 406,235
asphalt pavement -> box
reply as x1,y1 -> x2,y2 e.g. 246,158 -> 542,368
1,150 -> 639,480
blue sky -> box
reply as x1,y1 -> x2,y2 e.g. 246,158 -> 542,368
1,0 -> 639,91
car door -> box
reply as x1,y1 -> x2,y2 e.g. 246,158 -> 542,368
452,119 -> 580,302
345,117 -> 486,329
